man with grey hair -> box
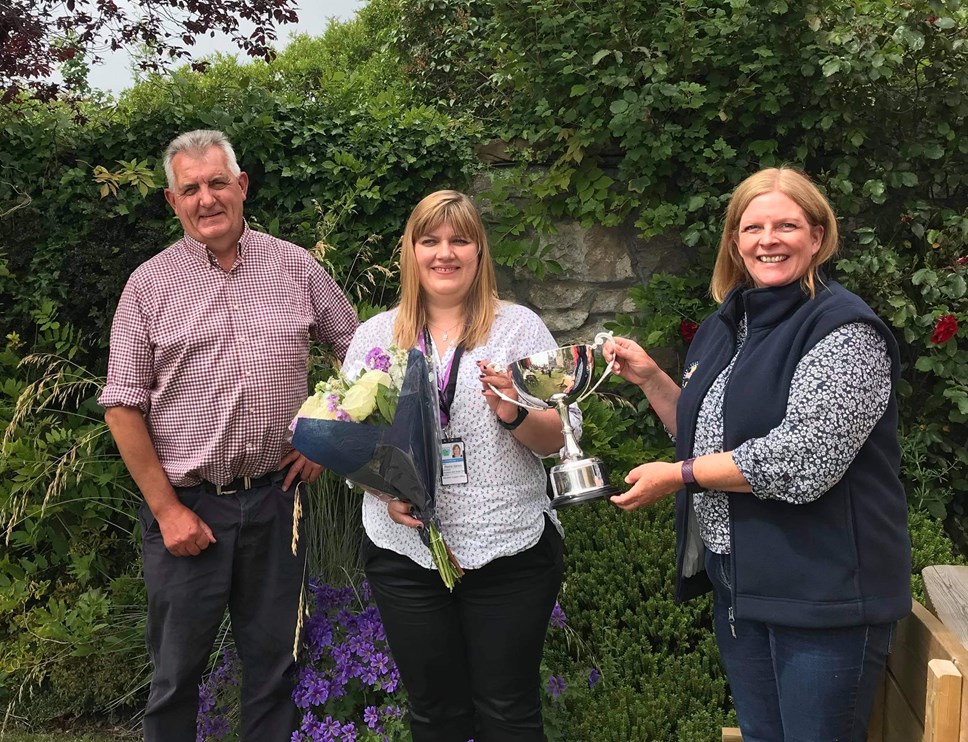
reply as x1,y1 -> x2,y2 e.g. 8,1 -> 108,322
100,129 -> 358,741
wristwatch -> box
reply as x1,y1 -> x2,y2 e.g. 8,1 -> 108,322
498,406 -> 529,431
680,458 -> 703,495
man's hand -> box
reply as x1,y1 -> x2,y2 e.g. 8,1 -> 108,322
281,449 -> 324,491
157,503 -> 217,557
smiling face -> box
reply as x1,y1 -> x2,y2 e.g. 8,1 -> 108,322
735,190 -> 824,289
414,221 -> 480,305
164,146 -> 248,256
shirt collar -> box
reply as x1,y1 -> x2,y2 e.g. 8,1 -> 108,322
180,221 -> 253,268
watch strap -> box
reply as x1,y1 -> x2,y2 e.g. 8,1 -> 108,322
498,406 -> 529,431
681,457 -> 702,494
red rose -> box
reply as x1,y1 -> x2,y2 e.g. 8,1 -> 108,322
679,319 -> 699,343
957,255 -> 968,266
930,314 -> 959,344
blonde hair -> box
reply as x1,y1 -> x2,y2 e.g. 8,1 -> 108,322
710,167 -> 839,302
393,190 -> 498,350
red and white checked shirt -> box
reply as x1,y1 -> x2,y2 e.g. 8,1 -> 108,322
99,225 -> 359,487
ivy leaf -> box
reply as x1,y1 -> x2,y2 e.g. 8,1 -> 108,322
592,49 -> 611,66
862,179 -> 886,204
686,195 -> 705,212
822,58 -> 842,77
911,268 -> 935,286
923,142 -> 945,160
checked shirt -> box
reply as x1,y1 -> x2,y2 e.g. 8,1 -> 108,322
99,225 -> 358,487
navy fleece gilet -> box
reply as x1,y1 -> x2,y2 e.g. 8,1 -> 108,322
673,279 -> 911,628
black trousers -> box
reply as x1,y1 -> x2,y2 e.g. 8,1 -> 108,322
363,517 -> 564,742
140,478 -> 306,742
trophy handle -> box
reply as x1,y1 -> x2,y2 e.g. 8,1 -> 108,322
578,331 -> 615,403
487,383 -> 548,411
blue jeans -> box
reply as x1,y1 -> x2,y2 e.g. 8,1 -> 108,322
706,550 -> 894,742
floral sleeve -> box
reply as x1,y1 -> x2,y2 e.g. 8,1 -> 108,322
732,323 -> 892,503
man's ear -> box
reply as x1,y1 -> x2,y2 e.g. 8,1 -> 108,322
238,172 -> 249,200
164,188 -> 176,211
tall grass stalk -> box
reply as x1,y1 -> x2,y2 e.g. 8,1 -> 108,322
303,472 -> 366,587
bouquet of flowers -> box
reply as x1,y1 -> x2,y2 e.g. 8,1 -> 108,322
291,346 -> 463,589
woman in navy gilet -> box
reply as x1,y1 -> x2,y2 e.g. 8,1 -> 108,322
606,167 -> 911,742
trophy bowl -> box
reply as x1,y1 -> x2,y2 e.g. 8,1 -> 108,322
493,332 -> 621,508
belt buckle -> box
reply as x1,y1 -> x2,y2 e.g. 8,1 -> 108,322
215,476 -> 251,496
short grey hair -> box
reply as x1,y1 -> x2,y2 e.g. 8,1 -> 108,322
163,130 -> 241,189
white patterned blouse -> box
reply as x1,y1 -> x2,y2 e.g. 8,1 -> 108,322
343,302 -> 575,570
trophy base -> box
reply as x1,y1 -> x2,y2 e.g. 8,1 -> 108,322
551,485 -> 620,509
549,456 -> 621,509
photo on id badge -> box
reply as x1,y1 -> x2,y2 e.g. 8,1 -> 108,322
441,437 -> 468,485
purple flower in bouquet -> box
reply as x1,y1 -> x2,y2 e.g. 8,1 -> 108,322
365,347 -> 392,373
588,667 -> 602,688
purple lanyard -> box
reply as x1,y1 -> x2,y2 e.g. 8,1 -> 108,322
420,327 -> 465,428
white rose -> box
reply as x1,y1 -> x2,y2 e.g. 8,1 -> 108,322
341,372 -> 391,421
294,395 -> 338,420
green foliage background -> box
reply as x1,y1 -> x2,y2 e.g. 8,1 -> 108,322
1,0 -> 967,739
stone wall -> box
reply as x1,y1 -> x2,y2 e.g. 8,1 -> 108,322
495,222 -> 695,343
485,218 -> 695,347
470,146 -> 696,343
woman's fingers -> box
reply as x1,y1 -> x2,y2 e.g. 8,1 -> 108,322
387,500 -> 423,529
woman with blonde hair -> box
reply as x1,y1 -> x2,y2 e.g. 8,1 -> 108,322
343,190 -> 575,741
606,167 -> 910,741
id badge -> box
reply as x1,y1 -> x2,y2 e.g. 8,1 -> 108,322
440,437 -> 468,485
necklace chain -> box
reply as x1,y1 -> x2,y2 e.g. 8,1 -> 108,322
427,319 -> 463,343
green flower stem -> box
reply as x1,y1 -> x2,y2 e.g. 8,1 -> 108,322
427,522 -> 464,591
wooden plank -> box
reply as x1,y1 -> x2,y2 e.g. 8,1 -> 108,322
721,728 -> 743,742
883,664 -> 925,742
926,659 -> 962,742
888,600 -> 968,738
924,566 -> 968,651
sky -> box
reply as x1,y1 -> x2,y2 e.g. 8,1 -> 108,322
86,0 -> 366,94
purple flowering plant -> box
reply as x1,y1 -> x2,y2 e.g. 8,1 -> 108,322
196,579 -> 409,742
197,593 -> 599,742
290,579 -> 409,742
196,647 -> 241,742
540,601 -> 603,742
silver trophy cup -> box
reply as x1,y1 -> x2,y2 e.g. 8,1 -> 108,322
491,332 -> 621,508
